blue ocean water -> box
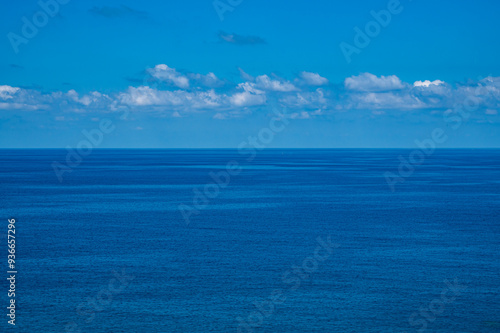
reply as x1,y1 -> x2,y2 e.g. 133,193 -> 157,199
1,149 -> 499,333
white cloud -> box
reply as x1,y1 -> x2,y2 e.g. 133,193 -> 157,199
188,72 -> 223,88
414,80 -> 445,87
280,89 -> 327,109
3,67 -> 500,120
66,90 -> 112,107
119,86 -> 224,109
0,85 -> 20,100
349,91 -> 426,110
0,85 -> 49,110
298,72 -> 328,86
480,76 -> 500,88
254,75 -> 298,92
147,64 -> 190,89
345,73 -> 406,92
120,80 -> 268,109
229,82 -> 267,107
119,86 -> 163,106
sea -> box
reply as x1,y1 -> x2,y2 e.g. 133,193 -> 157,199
0,149 -> 499,332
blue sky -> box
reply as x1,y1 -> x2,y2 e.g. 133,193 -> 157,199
1,0 -> 499,148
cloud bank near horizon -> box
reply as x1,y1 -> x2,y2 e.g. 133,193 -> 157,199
1,65 -> 499,120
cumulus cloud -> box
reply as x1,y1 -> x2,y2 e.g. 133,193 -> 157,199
0,85 -> 20,100
0,85 -> 50,110
229,82 -> 267,107
298,72 -> 329,86
481,76 -> 500,88
0,85 -> 113,111
119,86 -> 223,109
280,89 -> 327,109
147,64 -> 190,89
253,75 -> 297,92
119,79 -> 267,110
414,80 -> 445,87
348,91 -> 426,110
188,72 -> 224,88
3,66 -> 500,120
66,90 -> 112,107
345,73 -> 406,92
411,81 -> 452,108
